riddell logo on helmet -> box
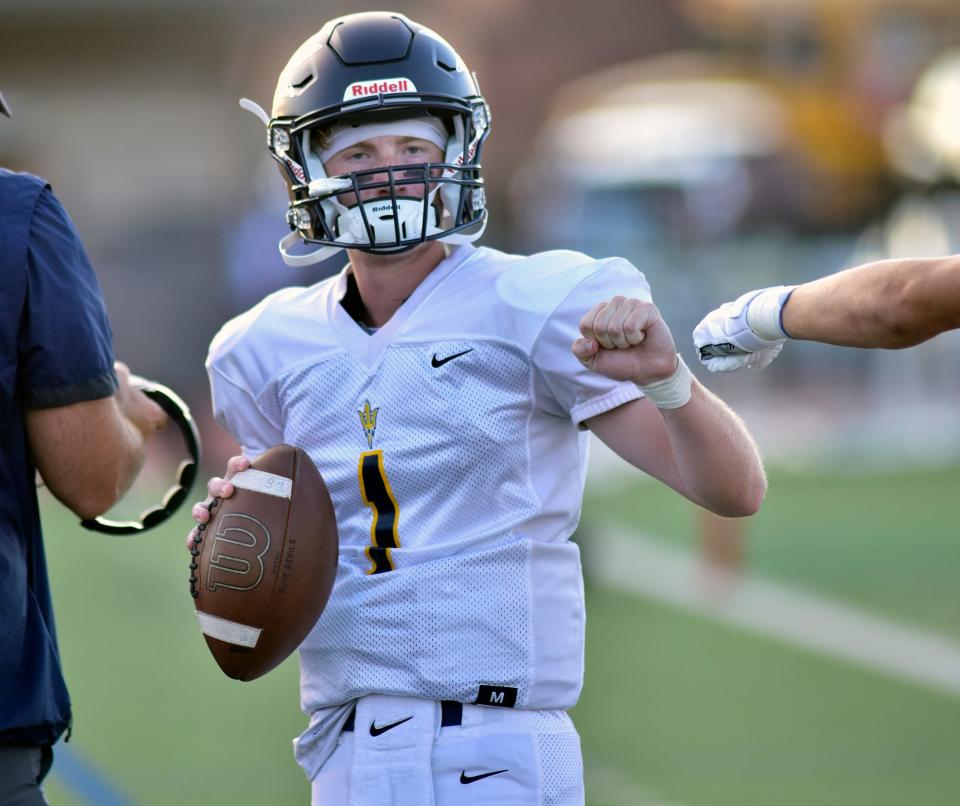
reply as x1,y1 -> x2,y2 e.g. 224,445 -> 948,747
343,78 -> 417,101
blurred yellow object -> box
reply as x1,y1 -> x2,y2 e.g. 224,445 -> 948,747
885,49 -> 960,183
682,0 -> 960,28
541,52 -> 889,228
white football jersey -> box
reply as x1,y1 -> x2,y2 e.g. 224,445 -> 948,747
206,244 -> 650,723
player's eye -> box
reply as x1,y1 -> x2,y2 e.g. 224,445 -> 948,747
403,144 -> 433,159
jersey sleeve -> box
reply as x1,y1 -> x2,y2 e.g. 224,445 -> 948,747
20,186 -> 117,409
531,258 -> 651,426
206,337 -> 284,459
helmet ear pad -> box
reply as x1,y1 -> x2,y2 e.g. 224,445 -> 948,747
438,113 -> 483,239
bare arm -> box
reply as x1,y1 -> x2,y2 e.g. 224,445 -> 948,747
27,364 -> 167,520
782,256 -> 960,348
576,296 -> 766,517
586,383 -> 765,517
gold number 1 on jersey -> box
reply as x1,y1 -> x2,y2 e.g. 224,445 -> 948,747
357,450 -> 400,574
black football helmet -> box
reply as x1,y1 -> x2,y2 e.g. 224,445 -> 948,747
242,12 -> 491,266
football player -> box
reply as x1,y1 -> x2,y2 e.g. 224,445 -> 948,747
694,255 -> 960,371
189,12 -> 766,805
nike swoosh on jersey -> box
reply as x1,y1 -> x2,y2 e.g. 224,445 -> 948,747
460,769 -> 509,784
431,348 -> 474,368
368,715 -> 413,736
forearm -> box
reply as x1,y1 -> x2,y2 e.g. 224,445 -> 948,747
782,256 -> 960,348
578,296 -> 767,515
100,414 -> 150,508
659,380 -> 766,517
28,397 -> 150,520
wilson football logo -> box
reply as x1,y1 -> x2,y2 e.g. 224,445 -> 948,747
206,513 -> 271,592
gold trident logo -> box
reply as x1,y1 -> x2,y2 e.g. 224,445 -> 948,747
358,400 -> 379,448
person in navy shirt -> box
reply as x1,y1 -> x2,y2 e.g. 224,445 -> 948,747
0,92 -> 167,806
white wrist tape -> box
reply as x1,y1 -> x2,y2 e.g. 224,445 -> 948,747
637,355 -> 693,409
745,285 -> 797,341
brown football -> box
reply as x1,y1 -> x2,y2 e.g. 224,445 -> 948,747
191,444 -> 338,681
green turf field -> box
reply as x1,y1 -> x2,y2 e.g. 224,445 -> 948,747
585,465 -> 960,641
39,465 -> 960,805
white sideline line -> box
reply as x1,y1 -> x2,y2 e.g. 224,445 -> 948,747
592,525 -> 960,698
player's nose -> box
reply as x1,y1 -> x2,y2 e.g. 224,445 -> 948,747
360,160 -> 405,197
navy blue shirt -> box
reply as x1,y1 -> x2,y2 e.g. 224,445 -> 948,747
0,170 -> 117,746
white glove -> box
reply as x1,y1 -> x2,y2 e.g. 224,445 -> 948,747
692,286 -> 795,372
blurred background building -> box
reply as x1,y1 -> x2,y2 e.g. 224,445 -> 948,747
517,0 -> 960,468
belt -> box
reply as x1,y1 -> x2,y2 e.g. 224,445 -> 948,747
343,700 -> 463,732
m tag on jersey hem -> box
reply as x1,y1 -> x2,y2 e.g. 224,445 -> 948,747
475,685 -> 517,708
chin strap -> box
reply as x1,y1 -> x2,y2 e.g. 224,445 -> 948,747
279,231 -> 345,267
236,96 -> 341,268
281,191 -> 443,267
81,378 -> 201,536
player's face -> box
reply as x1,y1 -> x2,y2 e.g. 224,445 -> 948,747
323,135 -> 444,207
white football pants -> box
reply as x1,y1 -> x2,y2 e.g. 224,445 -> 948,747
309,694 -> 584,806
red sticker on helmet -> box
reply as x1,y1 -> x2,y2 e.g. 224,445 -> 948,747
343,78 -> 417,101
